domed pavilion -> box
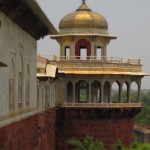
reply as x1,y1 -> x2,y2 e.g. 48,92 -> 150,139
49,1 -> 147,149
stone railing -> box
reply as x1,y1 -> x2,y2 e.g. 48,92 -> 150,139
61,102 -> 141,108
41,55 -> 141,65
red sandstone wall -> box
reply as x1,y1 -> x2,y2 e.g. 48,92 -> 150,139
0,108 -> 56,150
56,119 -> 134,150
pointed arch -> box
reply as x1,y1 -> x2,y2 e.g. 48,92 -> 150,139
18,52 -> 23,109
122,81 -> 130,103
26,64 -> 30,108
9,57 -> 15,111
75,39 -> 91,59
131,81 -> 138,103
103,81 -> 111,103
91,80 -> 101,103
75,80 -> 89,102
67,81 -> 73,102
112,81 -> 120,103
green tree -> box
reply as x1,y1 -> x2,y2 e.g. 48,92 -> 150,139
113,139 -> 150,150
134,89 -> 150,125
67,135 -> 105,150
113,139 -> 125,150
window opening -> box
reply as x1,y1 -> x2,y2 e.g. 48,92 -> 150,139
104,81 -> 110,103
131,81 -> 138,103
65,46 -> 70,59
75,80 -> 89,102
91,81 -> 101,102
80,46 -> 87,60
96,47 -> 101,59
67,82 -> 73,102
122,83 -> 128,103
112,82 -> 119,103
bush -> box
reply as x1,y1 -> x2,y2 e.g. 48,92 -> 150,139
67,135 -> 105,150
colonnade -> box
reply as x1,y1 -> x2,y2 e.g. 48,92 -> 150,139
66,79 -> 141,103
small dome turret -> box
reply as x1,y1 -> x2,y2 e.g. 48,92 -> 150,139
59,1 -> 108,35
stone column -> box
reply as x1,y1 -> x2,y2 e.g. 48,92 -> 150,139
89,81 -> 92,103
102,46 -> 107,61
103,45 -> 107,57
127,83 -> 131,103
73,81 -> 76,103
70,43 -> 75,59
138,81 -> 141,102
101,81 -> 104,103
109,83 -> 112,103
90,42 -> 95,59
119,83 -> 123,103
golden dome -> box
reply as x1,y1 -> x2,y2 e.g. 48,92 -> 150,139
59,1 -> 108,35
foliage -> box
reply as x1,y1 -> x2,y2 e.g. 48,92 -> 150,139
112,89 -> 150,125
67,136 -> 150,150
113,139 -> 150,150
112,139 -> 125,150
134,90 -> 150,125
67,135 -> 105,150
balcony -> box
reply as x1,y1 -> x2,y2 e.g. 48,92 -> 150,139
61,102 -> 141,108
41,55 -> 143,74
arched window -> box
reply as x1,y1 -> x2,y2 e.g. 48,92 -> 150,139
75,80 -> 89,102
65,46 -> 70,59
112,81 -> 120,103
122,82 -> 130,103
26,65 -> 30,108
45,85 -> 50,109
67,81 -> 73,102
103,81 -> 110,103
75,39 -> 91,59
91,81 -> 101,103
131,81 -> 138,103
96,47 -> 102,59
18,53 -> 23,109
9,58 -> 15,111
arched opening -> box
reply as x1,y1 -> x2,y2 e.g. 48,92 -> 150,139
75,39 -> 91,59
103,81 -> 110,103
26,65 -> 30,108
122,82 -> 130,103
96,47 -> 102,59
9,58 -> 15,111
112,81 -> 120,103
45,85 -> 50,109
75,80 -> 89,102
18,53 -> 23,109
67,81 -> 73,102
65,46 -> 70,59
91,80 -> 101,103
131,81 -> 138,103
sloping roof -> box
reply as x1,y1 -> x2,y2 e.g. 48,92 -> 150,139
0,0 -> 58,39
0,61 -> 7,67
58,70 -> 148,76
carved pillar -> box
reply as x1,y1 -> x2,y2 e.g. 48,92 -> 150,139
119,83 -> 123,103
138,81 -> 141,102
101,45 -> 107,61
109,83 -> 112,103
103,45 -> 107,57
89,81 -> 92,103
70,43 -> 75,58
101,81 -> 104,103
127,83 -> 131,103
91,42 -> 95,59
73,81 -> 76,103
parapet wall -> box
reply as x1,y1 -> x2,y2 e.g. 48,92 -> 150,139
0,108 -> 56,150
56,108 -> 135,150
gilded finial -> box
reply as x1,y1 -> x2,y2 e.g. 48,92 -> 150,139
82,0 -> 86,3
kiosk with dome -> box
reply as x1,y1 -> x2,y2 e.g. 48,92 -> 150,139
49,1 -> 146,149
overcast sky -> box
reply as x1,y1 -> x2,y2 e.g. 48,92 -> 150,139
36,0 -> 150,89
